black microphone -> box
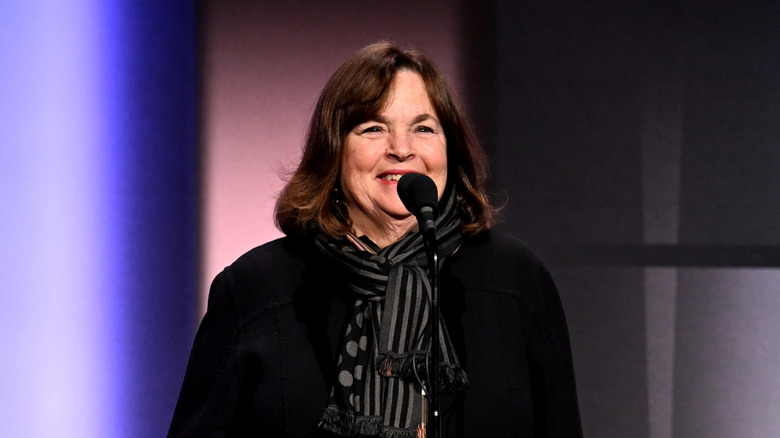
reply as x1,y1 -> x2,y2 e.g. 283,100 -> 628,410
397,173 -> 439,238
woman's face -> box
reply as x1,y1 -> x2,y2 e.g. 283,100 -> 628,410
340,70 -> 448,242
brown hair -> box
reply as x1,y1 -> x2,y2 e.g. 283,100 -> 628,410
274,42 -> 497,238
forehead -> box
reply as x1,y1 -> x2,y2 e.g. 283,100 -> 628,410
378,71 -> 437,116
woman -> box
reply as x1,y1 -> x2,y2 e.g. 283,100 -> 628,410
169,42 -> 582,437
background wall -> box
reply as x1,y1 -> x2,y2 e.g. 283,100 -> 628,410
2,0 -> 778,437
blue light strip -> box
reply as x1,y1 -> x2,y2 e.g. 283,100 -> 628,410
0,1 -> 199,436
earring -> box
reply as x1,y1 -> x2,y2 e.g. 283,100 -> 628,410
333,186 -> 342,204
333,185 -> 349,222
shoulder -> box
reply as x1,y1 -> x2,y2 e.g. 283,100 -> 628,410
460,229 -> 540,262
227,236 -> 311,278
453,229 -> 547,285
450,228 -> 559,312
209,236 -> 315,319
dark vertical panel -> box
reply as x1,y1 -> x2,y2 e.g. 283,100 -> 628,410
107,2 -> 200,436
490,1 -> 645,251
456,0 -> 497,151
677,3 -> 780,245
484,1 -> 650,436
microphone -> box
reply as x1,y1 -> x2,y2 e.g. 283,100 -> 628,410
397,173 -> 439,238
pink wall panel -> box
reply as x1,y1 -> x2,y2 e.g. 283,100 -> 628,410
200,2 -> 461,307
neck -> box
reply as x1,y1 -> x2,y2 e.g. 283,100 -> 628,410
349,214 -> 418,249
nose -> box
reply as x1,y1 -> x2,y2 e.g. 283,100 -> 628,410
387,131 -> 414,161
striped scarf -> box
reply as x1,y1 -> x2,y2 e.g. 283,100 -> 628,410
315,190 -> 468,437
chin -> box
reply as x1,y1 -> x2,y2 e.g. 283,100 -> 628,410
379,206 -> 413,221
385,203 -> 413,219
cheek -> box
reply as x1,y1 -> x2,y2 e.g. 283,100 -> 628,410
436,148 -> 448,171
339,143 -> 374,200
434,143 -> 449,198
431,142 -> 448,176
342,138 -> 375,173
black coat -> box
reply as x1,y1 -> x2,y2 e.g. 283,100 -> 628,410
168,230 -> 582,437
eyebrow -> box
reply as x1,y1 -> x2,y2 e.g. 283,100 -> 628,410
364,113 -> 439,125
412,113 -> 438,124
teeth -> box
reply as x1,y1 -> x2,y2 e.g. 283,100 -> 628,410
381,174 -> 403,181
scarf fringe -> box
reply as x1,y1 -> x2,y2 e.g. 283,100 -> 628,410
318,406 -> 356,436
440,364 -> 469,393
318,405 -> 418,437
354,416 -> 383,435
375,351 -> 426,379
380,427 -> 420,438
376,353 -> 469,393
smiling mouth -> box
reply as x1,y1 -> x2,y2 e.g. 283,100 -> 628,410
379,174 -> 405,181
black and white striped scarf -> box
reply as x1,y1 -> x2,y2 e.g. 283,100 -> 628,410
315,190 -> 468,437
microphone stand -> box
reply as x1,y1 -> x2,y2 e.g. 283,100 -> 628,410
421,225 -> 441,438
397,173 -> 443,438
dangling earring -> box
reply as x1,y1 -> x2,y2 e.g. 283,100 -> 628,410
333,185 -> 342,204
333,185 -> 348,222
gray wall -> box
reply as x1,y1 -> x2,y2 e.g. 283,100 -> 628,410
459,1 -> 780,437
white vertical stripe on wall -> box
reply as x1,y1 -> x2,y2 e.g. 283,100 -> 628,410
640,73 -> 683,438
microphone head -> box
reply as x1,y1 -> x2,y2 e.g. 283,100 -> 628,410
397,173 -> 439,218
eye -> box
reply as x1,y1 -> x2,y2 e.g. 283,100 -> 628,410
415,125 -> 437,134
355,122 -> 386,136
